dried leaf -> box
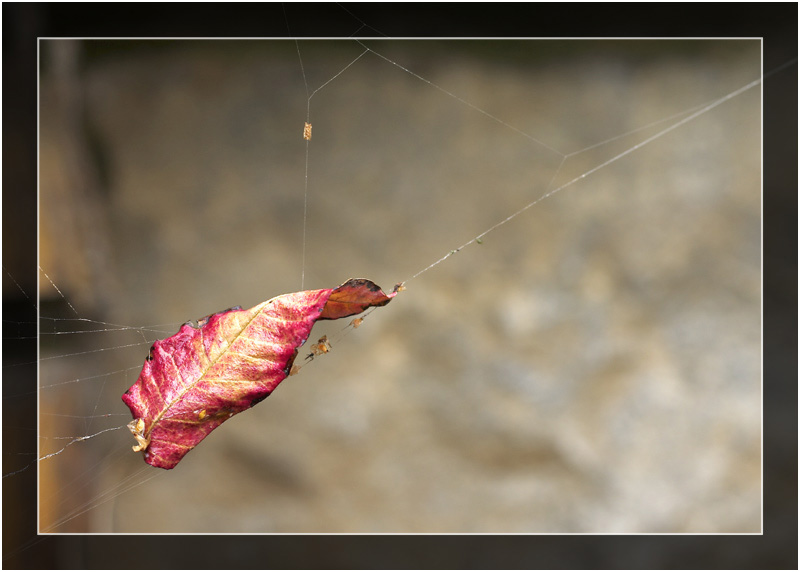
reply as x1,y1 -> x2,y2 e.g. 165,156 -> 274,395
121,279 -> 395,469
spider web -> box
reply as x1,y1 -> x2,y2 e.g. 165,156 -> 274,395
8,37 -> 765,534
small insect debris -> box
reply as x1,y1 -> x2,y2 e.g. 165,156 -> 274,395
303,122 -> 312,140
350,317 -> 364,329
127,418 -> 150,453
393,282 -> 406,294
476,236 -> 483,244
122,278 -> 396,469
309,335 -> 331,357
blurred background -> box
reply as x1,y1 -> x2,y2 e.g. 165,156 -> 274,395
36,39 -> 761,533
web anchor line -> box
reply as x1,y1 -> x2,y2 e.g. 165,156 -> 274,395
402,73 -> 764,286
41,267 -> 80,317
43,466 -> 162,532
355,40 -> 564,158
3,425 -> 128,479
293,38 -> 369,290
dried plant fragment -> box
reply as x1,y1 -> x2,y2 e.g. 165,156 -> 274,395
309,335 -> 331,356
122,279 -> 395,469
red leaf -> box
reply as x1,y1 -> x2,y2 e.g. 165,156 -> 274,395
121,279 -> 395,469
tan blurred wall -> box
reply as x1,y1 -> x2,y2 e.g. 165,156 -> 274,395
39,39 -> 761,533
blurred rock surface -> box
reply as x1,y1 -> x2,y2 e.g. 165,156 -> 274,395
39,40 -> 760,532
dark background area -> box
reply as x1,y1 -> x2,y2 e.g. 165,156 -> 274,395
3,3 -> 796,569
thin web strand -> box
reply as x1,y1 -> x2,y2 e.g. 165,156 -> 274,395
356,40 -> 564,158
282,4 -> 310,102
41,412 -> 129,419
298,46 -> 369,288
302,131 -> 310,290
43,465 -> 162,532
563,100 -> 710,158
284,9 -> 312,290
308,48 -> 369,101
3,265 -> 36,310
406,74 -> 763,284
40,268 -> 79,317
297,42 -> 309,290
39,437 -> 134,526
562,55 -> 793,158
37,339 -> 154,364
38,316 -> 177,336
336,2 -> 390,38
3,425 -> 127,478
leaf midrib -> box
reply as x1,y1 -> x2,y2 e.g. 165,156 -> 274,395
145,299 -> 280,440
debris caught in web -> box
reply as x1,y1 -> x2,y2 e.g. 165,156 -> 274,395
122,278 -> 396,469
